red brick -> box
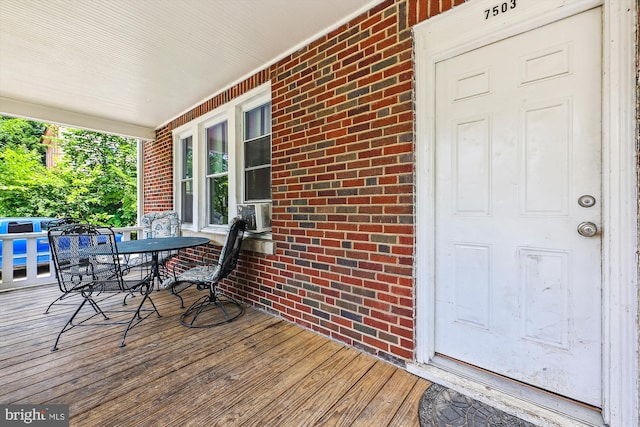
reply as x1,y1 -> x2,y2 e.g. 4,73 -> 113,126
147,0 -> 426,365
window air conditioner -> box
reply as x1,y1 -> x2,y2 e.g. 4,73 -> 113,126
237,203 -> 272,233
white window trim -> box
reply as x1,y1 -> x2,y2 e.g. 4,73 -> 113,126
172,83 -> 273,252
238,91 -> 272,205
200,114 -> 235,232
174,129 -> 195,226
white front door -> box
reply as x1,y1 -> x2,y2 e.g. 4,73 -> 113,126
434,8 -> 602,407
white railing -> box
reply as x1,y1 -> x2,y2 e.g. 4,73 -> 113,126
0,226 -> 142,292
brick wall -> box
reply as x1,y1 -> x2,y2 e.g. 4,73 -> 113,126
146,0 -> 464,365
142,127 -> 174,212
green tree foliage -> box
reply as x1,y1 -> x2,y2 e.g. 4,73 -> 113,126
0,116 -> 48,163
0,146 -> 67,217
57,129 -> 137,226
0,116 -> 138,226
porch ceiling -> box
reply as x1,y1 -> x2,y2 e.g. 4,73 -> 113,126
0,0 -> 381,140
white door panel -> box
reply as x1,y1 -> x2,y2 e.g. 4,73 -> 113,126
434,8 -> 602,406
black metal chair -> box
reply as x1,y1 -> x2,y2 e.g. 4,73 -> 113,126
161,217 -> 246,328
43,218 -> 81,314
48,223 -> 160,351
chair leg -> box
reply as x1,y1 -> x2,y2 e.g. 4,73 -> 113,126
170,286 -> 185,308
123,290 -> 136,306
169,281 -> 196,308
86,296 -> 109,320
44,293 -> 70,314
145,293 -> 161,319
46,292 -> 97,314
179,288 -> 244,328
120,286 -> 161,347
52,298 -> 88,351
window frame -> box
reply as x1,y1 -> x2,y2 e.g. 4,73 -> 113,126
241,99 -> 272,203
202,116 -> 231,228
176,131 -> 194,226
172,83 -> 271,234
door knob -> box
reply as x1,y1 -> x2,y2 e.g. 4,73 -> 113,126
577,222 -> 598,237
578,195 -> 596,207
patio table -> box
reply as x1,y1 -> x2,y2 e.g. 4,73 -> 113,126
116,236 -> 210,286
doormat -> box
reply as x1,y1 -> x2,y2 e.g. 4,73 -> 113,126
419,383 -> 537,427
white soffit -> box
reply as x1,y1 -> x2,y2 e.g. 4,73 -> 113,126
0,0 -> 382,139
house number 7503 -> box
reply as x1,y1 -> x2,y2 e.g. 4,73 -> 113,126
484,0 -> 517,19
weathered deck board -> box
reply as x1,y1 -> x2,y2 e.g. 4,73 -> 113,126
0,284 -> 430,426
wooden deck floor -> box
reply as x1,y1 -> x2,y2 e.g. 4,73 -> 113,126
0,284 -> 431,426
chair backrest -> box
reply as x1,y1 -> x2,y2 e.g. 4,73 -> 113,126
45,218 -> 78,229
140,211 -> 181,262
216,217 -> 246,282
141,211 -> 181,239
48,224 -> 123,293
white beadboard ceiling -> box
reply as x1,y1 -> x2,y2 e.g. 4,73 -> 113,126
0,0 -> 382,140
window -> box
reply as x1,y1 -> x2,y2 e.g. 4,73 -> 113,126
206,121 -> 228,225
180,135 -> 193,224
173,84 -> 271,232
243,103 -> 271,201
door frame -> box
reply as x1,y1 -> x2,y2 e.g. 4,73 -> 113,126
410,0 -> 638,426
